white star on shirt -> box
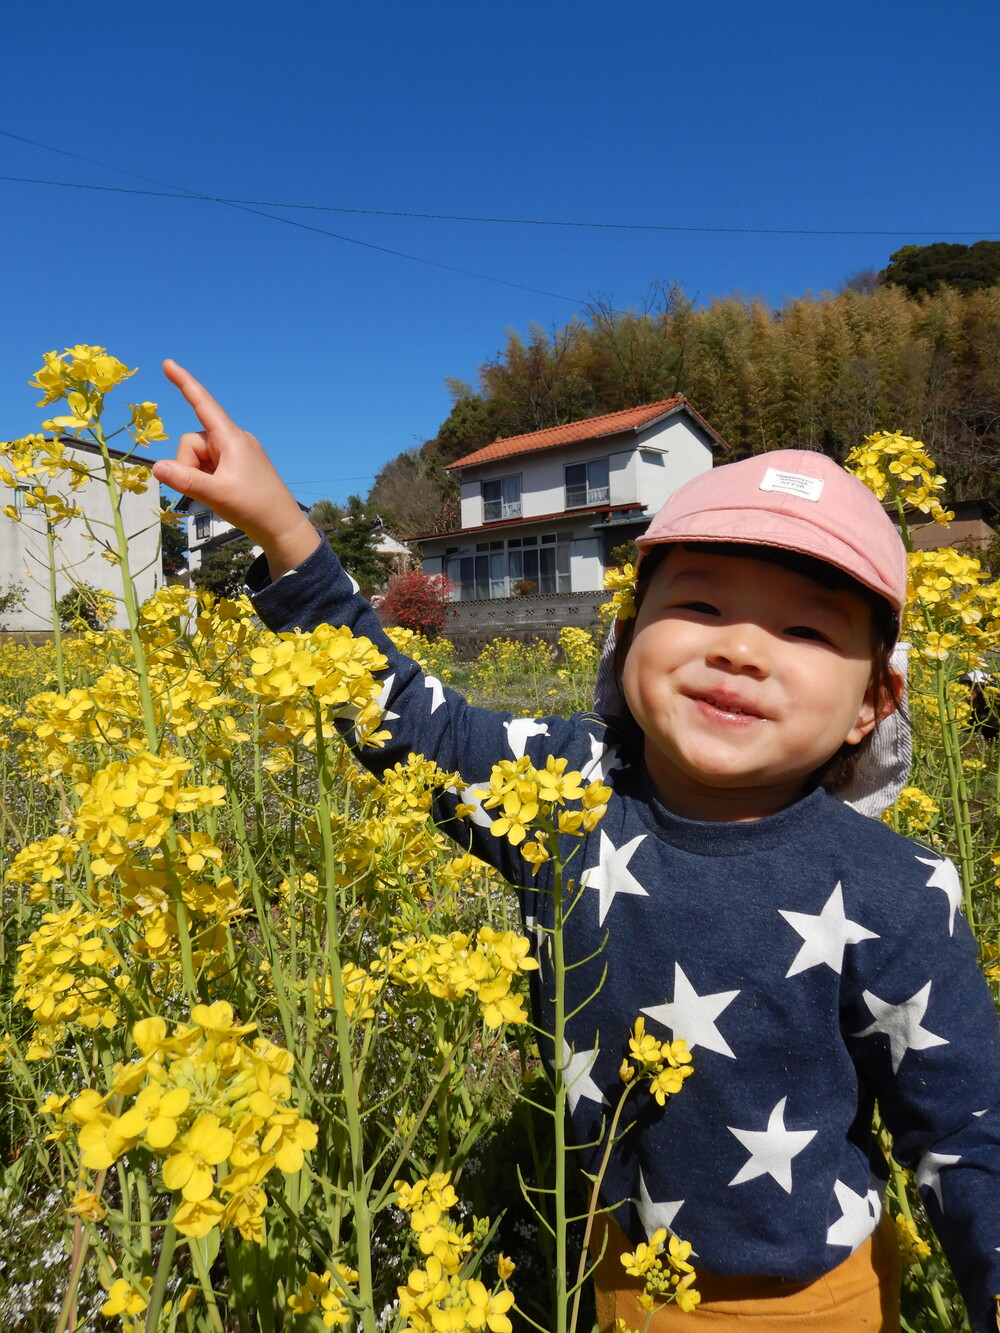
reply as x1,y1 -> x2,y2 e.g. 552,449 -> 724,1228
637,1169 -> 684,1237
446,781 -> 494,829
854,981 -> 949,1073
780,882 -> 879,978
728,1097 -> 817,1193
375,673 -> 399,723
582,831 -> 648,925
642,964 -> 739,1059
561,1040 -> 604,1114
916,855 -> 962,937
504,717 -> 550,758
581,733 -> 623,784
916,1150 -> 962,1210
825,1179 -> 880,1248
423,674 -> 446,713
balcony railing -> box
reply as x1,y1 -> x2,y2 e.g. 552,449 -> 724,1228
565,484 -> 610,509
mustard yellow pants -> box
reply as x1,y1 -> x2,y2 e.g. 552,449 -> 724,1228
591,1213 -> 901,1331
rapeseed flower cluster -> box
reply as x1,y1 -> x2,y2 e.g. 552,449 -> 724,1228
48,1002 -> 317,1241
378,926 -> 539,1027
885,786 -> 942,840
246,622 -> 391,746
395,1173 -> 515,1333
12,901 -> 126,1058
620,1017 -> 694,1107
846,431 -> 953,526
287,1264 -> 360,1327
619,1226 -> 701,1315
477,754 -> 612,868
600,563 -> 638,623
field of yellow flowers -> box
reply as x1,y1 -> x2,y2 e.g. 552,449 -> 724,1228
0,350 -> 998,1333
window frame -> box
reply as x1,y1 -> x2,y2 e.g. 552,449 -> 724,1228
564,457 -> 610,509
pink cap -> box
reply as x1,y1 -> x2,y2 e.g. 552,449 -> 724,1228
637,450 -> 907,613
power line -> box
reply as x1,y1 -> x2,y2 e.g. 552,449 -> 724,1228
0,146 -> 996,238
0,130 -> 583,304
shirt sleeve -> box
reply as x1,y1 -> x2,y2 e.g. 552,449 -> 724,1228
841,858 -> 1000,1333
245,537 -> 603,889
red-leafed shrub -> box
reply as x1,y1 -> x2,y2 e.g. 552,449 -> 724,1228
379,570 -> 456,638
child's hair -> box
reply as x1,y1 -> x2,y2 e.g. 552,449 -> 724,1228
611,542 -> 905,795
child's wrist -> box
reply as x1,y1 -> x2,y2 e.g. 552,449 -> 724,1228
262,518 -> 322,581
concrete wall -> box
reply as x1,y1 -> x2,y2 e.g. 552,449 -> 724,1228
0,449 -> 162,633
425,589 -> 609,657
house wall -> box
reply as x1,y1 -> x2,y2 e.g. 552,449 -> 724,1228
457,416 -> 714,528
0,451 -> 161,632
186,500 -> 242,572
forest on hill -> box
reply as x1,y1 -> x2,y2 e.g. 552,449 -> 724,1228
365,252 -> 1000,539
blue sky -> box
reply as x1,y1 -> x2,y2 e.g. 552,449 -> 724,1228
2,0 -> 998,510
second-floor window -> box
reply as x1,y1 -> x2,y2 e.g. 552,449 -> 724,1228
482,475 -> 521,522
565,458 -> 609,508
195,512 -> 211,541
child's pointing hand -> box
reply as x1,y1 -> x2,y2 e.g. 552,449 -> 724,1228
152,359 -> 320,580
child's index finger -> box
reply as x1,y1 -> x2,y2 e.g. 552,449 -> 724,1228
162,359 -> 239,435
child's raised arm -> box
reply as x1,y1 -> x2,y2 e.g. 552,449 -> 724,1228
152,360 -> 321,580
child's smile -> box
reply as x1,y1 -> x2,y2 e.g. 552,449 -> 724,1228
621,548 -> 880,821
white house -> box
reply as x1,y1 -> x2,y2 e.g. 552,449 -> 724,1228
416,397 -> 728,600
176,496 -> 413,580
174,495 -> 254,578
0,437 -> 162,633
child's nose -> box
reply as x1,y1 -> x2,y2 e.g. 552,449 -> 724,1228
706,623 -> 769,676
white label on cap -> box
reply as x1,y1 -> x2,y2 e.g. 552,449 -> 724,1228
759,467 -> 824,502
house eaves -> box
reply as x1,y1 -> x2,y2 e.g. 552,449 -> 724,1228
444,397 -> 728,473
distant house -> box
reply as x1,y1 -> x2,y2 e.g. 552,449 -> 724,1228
415,398 -> 728,599
176,496 -> 414,584
0,437 -> 161,633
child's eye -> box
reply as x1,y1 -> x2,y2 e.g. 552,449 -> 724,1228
785,625 -> 831,643
679,601 -> 719,615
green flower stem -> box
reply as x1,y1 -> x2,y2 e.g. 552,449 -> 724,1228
930,656 -> 976,925
221,757 -> 297,1053
54,1213 -> 88,1333
145,1219 -> 178,1333
549,841 -> 570,1333
45,523 -> 66,694
892,488 -> 977,922
569,1083 -> 633,1333
314,708 -> 377,1333
188,1235 -> 226,1333
90,426 -> 158,749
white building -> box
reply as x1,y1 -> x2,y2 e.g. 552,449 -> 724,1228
176,496 -> 413,581
0,438 -> 162,633
416,397 -> 728,600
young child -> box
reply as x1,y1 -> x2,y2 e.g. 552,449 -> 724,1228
154,362 -> 1000,1332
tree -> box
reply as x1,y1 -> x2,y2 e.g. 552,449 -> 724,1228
191,538 -> 256,598
309,495 -> 393,598
841,268 -> 880,296
55,583 -> 115,631
0,581 -> 26,629
368,449 -> 460,538
881,241 -> 1000,297
379,570 -> 455,638
160,498 -> 188,577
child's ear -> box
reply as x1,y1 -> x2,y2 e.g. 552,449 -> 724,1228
846,668 -> 904,746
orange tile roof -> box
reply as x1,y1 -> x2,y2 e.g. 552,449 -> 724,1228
445,396 -> 727,470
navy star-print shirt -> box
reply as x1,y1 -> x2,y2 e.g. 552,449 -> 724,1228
250,539 -> 1000,1333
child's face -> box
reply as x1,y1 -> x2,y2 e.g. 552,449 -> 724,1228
621,547 -> 881,821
